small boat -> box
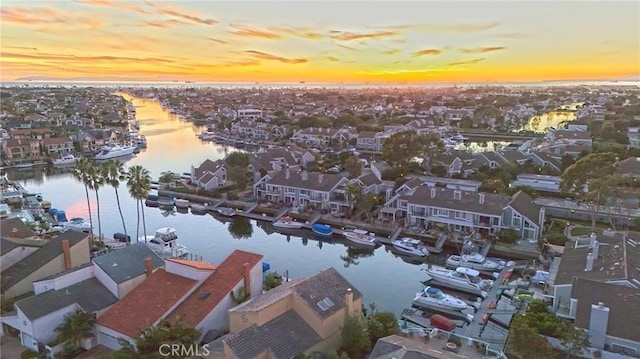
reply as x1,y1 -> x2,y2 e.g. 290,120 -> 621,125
53,154 -> 79,166
157,197 -> 175,208
217,207 -> 236,216
190,203 -> 208,214
343,228 -> 376,247
94,144 -> 137,160
175,198 -> 190,208
422,266 -> 493,298
141,227 -> 188,258
445,253 -> 503,272
62,217 -> 92,232
199,131 -> 216,140
50,208 -> 68,223
392,237 -> 429,257
311,223 -> 333,236
413,286 -> 471,312
273,216 -> 303,229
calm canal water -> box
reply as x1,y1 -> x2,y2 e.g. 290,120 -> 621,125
7,94 -> 457,317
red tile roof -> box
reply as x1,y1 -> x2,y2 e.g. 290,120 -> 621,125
96,269 -> 197,338
166,250 -> 263,328
166,258 -> 217,270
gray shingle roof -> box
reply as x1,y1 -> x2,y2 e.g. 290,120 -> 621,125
1,231 -> 89,291
291,267 -> 362,320
406,186 -> 509,216
267,170 -> 346,192
506,190 -> 540,226
16,278 -> 117,321
224,311 -> 321,359
1,217 -> 37,240
92,243 -> 164,284
572,278 -> 640,342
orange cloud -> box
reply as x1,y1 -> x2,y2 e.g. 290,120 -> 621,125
332,42 -> 358,51
412,49 -> 442,57
143,2 -> 216,25
382,48 -> 401,55
0,6 -> 102,29
330,30 -> 397,41
143,20 -> 189,28
448,58 -> 486,66
230,24 -> 281,39
245,50 -> 307,64
208,38 -> 228,45
267,26 -> 324,39
326,56 -> 339,62
78,0 -> 149,14
1,52 -> 175,64
459,46 -> 506,54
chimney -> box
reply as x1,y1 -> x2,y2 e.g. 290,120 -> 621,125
285,168 -> 290,180
585,253 -> 594,271
12,228 -> 18,238
318,173 -> 324,183
589,232 -> 596,247
589,302 -> 609,350
538,206 -> 546,227
61,239 -> 71,270
301,171 -> 308,181
243,262 -> 251,297
453,190 -> 461,200
592,240 -> 599,259
144,257 -> 153,278
345,288 -> 354,317
479,193 -> 485,204
430,187 -> 436,198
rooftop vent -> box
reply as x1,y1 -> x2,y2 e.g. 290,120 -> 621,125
199,291 -> 211,300
317,297 -> 335,311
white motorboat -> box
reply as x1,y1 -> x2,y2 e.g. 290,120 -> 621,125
175,199 -> 190,208
53,154 -> 79,166
413,286 -> 471,311
61,217 -> 92,232
422,266 -> 493,298
446,253 -> 503,272
217,207 -> 236,216
190,203 -> 209,214
273,216 -> 303,229
343,229 -> 377,247
392,237 -> 429,257
141,227 -> 188,258
199,131 -> 217,140
94,144 -> 137,160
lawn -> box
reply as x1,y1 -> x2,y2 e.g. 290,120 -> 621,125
570,226 -> 603,237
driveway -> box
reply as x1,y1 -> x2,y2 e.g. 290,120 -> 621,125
1,335 -> 29,359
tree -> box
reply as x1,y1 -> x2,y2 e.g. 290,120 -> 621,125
72,158 -> 96,244
382,131 -> 443,167
344,156 -> 362,178
265,272 -> 283,290
507,316 -> 554,359
230,286 -> 250,304
102,159 -> 128,242
158,171 -> 175,189
54,310 -> 96,353
343,183 -> 362,214
354,194 -> 377,220
560,325 -> 590,359
106,319 -> 200,359
430,164 -> 446,177
127,165 -> 152,242
86,164 -> 105,240
367,311 -> 397,346
226,151 -> 250,168
340,314 -> 370,359
225,152 -> 251,188
561,152 -> 617,193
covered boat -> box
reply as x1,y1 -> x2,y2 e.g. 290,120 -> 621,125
312,223 -> 333,236
430,314 -> 456,332
273,216 -> 303,229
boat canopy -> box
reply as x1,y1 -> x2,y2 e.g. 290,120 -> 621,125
455,267 -> 480,277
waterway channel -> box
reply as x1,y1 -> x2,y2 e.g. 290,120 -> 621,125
5,94 -> 476,317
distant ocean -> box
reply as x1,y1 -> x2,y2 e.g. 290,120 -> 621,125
1,80 -> 639,89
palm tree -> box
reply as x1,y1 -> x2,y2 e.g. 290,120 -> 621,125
343,182 -> 362,216
86,163 -> 105,241
72,158 -> 96,244
54,310 -> 96,353
127,165 -> 152,242
158,170 -> 175,189
102,159 -> 128,241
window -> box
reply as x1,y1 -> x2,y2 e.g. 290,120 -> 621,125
317,297 -> 335,311
285,187 -> 295,193
454,191 -> 461,200
512,213 -> 522,227
437,209 -> 449,217
300,189 -> 309,196
455,211 -> 467,219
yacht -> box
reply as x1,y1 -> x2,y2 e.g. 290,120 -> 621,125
94,144 -> 137,160
217,207 -> 236,216
141,227 -> 188,258
392,237 -> 429,257
343,229 -> 377,247
61,217 -> 92,232
422,266 -> 493,298
53,154 -> 79,166
273,216 -> 303,229
199,131 -> 217,141
445,253 -> 503,272
413,286 -> 471,312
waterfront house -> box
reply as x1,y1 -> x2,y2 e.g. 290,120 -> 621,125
248,148 -> 299,176
1,232 -> 90,299
220,268 -> 363,358
96,250 -> 263,350
289,127 -> 354,148
382,186 -> 543,241
253,169 -> 349,213
76,130 -> 118,152
474,151 -> 508,170
191,159 -> 228,191
8,128 -> 52,140
509,174 -> 561,193
546,233 -> 640,356
1,138 -> 40,162
2,277 -> 117,354
42,136 -> 74,157
427,153 -> 462,177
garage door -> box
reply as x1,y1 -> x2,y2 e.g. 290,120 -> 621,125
98,331 -> 121,350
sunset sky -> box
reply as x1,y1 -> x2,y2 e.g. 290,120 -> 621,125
1,1 -> 639,83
